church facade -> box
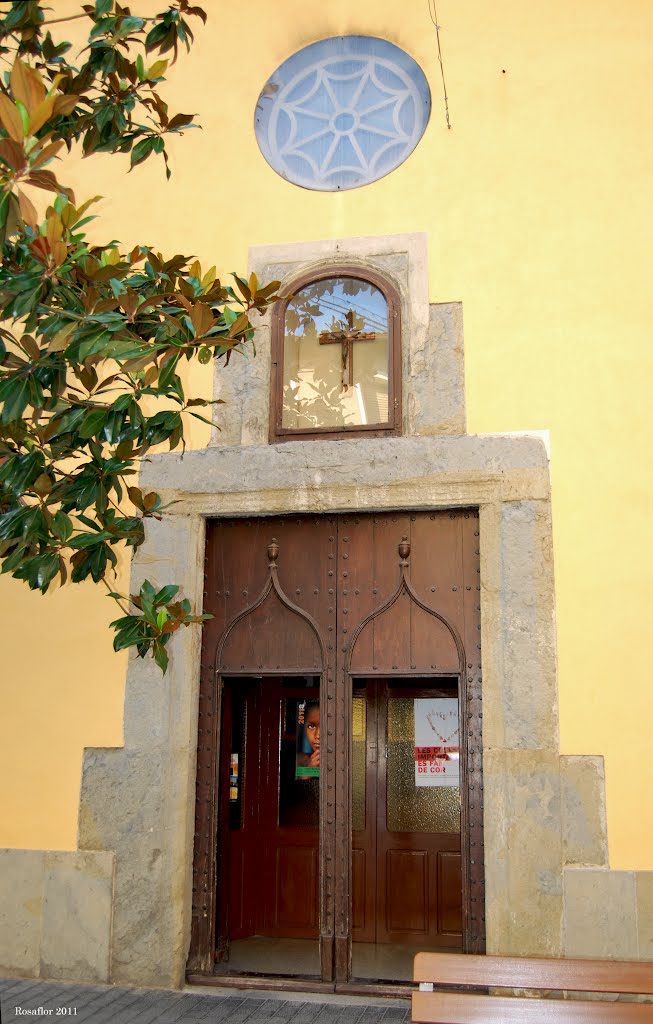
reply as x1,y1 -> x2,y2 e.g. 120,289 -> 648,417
1,0 -> 652,988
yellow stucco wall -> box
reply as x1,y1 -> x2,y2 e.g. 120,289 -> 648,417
1,0 -> 652,867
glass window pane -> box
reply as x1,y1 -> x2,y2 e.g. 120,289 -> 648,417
352,695 -> 366,832
228,694 -> 246,831
282,277 -> 389,430
386,697 -> 461,834
254,36 -> 431,192
278,695 -> 320,827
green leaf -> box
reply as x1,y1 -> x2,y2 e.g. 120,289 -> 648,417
52,511 -> 73,543
0,378 -> 30,423
32,473 -> 52,496
153,641 -> 169,673
158,353 -> 179,390
154,584 -> 179,605
68,531 -> 115,549
95,0 -> 113,15
79,408 -> 107,439
36,554 -> 60,593
147,59 -> 168,81
129,136 -> 155,170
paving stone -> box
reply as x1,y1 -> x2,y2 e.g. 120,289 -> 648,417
205,1004 -> 256,1022
0,979 -> 37,998
82,988 -> 144,1023
121,990 -> 177,1024
2,979 -> 48,1004
0,979 -> 408,1024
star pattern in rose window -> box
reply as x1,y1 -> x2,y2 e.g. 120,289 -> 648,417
255,38 -> 431,191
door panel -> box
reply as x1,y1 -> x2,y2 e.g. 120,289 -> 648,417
352,679 -> 463,949
438,851 -> 463,935
385,850 -> 428,932
274,845 -> 319,930
220,677 -> 320,948
351,850 -> 366,931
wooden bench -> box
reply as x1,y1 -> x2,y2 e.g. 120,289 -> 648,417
412,951 -> 653,1022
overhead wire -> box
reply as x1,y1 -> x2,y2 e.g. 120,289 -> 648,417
317,297 -> 387,332
427,0 -> 452,129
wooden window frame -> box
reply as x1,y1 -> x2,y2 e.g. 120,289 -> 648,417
269,265 -> 402,443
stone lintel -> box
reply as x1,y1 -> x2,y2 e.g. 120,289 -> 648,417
139,434 -> 550,510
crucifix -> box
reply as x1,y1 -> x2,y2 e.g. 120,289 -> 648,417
318,309 -> 376,391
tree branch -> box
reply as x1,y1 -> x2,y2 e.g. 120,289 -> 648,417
42,13 -> 89,25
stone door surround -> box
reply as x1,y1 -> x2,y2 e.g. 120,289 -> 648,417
3,234 -> 637,988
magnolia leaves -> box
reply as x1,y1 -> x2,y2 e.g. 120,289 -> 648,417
0,1 -> 281,675
110,579 -> 211,673
0,0 -> 206,202
0,57 -> 78,242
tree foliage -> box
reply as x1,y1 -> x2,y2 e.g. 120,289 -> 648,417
0,0 -> 280,673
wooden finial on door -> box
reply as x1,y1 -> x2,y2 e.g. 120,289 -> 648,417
267,538 -> 280,565
398,535 -> 411,565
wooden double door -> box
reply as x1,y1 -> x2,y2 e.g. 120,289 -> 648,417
189,511 -> 485,980
218,674 -> 462,955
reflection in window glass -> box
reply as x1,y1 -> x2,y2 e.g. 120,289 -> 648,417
282,277 -> 389,430
279,695 -> 320,828
229,695 -> 246,831
352,696 -> 366,832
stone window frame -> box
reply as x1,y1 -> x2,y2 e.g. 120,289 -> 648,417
269,264 -> 402,443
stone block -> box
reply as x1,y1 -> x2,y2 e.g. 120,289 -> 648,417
0,850 -> 44,977
496,501 -> 558,750
121,514 -> 204,752
635,872 -> 653,960
407,303 -> 465,436
560,755 -> 608,867
563,868 -> 638,959
110,829 -> 186,988
79,747 -> 165,851
40,851 -> 113,982
483,749 -> 563,956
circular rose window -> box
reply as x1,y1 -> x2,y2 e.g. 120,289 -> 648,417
254,36 -> 431,191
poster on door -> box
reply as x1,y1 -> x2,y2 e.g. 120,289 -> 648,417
295,700 -> 320,778
414,698 -> 459,787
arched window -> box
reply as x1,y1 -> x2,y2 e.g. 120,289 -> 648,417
270,267 -> 401,441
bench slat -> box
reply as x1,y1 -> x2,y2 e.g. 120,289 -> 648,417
413,952 -> 653,994
412,991 -> 653,1023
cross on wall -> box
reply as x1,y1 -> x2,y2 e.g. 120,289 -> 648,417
318,309 -> 376,391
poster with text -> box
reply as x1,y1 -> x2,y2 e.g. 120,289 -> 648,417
414,697 -> 459,787
295,700 -> 320,778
